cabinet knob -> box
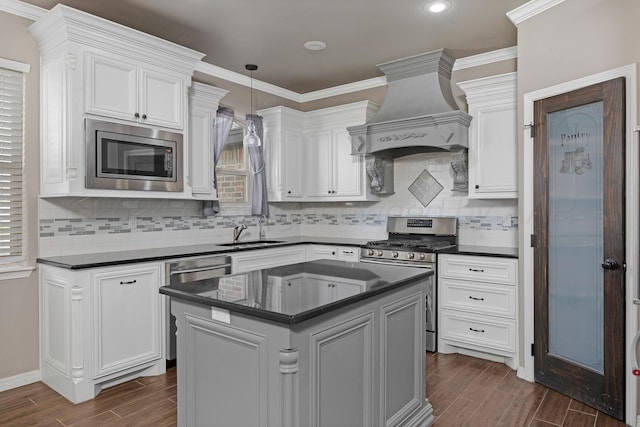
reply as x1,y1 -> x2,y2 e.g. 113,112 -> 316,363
328,190 -> 331,194
332,251 -> 336,255
287,190 -> 291,194
134,112 -> 140,118
475,185 -> 480,189
142,114 -> 147,120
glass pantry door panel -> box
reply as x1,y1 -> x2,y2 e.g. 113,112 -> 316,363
547,101 -> 604,373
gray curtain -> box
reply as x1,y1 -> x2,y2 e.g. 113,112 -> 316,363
246,114 -> 269,217
202,107 -> 234,216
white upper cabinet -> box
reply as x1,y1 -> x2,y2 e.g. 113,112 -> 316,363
86,52 -> 185,130
188,82 -> 229,199
29,4 -> 204,198
459,73 -> 518,199
259,106 -> 306,201
261,101 -> 379,202
304,102 -> 379,201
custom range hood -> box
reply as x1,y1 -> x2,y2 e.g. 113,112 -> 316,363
348,49 -> 472,194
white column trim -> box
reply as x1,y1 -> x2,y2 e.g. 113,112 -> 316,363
521,63 -> 638,426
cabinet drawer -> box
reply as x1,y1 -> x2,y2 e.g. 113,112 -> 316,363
440,311 -> 516,353
232,247 -> 306,273
440,279 -> 515,318
439,255 -> 517,285
337,247 -> 359,262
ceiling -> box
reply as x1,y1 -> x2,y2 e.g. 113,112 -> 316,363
20,0 -> 528,94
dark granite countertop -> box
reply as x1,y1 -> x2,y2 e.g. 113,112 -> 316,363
160,259 -> 432,325
439,245 -> 518,259
36,236 -> 368,269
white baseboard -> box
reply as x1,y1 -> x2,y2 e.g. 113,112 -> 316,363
0,370 -> 41,393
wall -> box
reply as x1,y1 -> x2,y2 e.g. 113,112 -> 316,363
515,0 -> 640,421
0,11 -> 41,382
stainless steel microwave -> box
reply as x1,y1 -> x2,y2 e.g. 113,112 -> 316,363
85,119 -> 183,192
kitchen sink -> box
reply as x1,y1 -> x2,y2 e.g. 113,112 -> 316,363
217,240 -> 285,248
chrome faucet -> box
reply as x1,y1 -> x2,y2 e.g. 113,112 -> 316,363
258,215 -> 267,240
233,223 -> 247,242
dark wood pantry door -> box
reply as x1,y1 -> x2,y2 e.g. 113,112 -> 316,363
533,77 -> 626,420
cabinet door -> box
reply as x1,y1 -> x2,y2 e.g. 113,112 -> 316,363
189,106 -> 214,197
305,130 -> 333,197
282,128 -> 305,198
92,264 -> 163,378
332,129 -> 362,197
85,52 -> 138,122
469,102 -> 517,197
332,281 -> 362,301
139,69 -> 184,129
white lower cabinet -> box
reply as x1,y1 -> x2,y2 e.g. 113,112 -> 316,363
231,246 -> 306,273
92,266 -> 164,378
40,262 -> 166,403
438,254 -> 518,369
305,244 -> 360,262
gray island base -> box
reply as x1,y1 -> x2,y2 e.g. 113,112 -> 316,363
162,259 -> 435,427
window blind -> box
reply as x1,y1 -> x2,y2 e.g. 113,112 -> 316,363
0,67 -> 25,260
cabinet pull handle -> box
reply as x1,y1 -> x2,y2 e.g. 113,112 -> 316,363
120,279 -> 137,285
469,268 -> 485,273
469,327 -> 485,333
468,296 -> 484,301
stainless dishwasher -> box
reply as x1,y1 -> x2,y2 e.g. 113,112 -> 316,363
165,254 -> 232,360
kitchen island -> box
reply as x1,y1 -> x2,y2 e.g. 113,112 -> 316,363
160,259 -> 434,427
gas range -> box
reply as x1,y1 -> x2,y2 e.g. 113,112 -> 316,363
360,216 -> 458,266
359,216 -> 458,353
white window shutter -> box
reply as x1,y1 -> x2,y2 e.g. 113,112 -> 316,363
0,67 -> 25,260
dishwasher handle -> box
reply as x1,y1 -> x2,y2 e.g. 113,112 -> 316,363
168,265 -> 231,285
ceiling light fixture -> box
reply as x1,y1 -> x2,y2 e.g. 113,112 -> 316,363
243,64 -> 261,147
424,0 -> 451,13
304,40 -> 327,51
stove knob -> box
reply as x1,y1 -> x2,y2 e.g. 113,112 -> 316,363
367,249 -> 374,256
376,250 -> 384,257
392,251 -> 399,258
419,253 -> 426,261
407,252 -> 415,260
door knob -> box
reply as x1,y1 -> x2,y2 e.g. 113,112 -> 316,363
601,259 -> 619,270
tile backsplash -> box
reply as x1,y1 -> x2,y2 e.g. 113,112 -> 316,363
39,151 -> 519,256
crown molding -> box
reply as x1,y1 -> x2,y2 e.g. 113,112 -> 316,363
507,0 -> 565,26
299,77 -> 388,103
195,61 -> 303,103
0,0 -> 45,21
452,46 -> 517,71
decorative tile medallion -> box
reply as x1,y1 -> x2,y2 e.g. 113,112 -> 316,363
408,169 -> 443,207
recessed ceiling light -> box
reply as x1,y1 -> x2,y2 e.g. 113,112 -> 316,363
304,40 -> 327,51
424,0 -> 451,13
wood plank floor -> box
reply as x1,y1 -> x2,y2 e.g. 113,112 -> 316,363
427,352 -> 627,427
0,353 -> 629,426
